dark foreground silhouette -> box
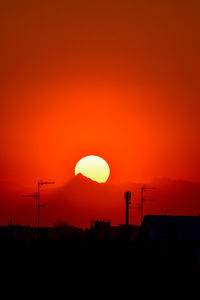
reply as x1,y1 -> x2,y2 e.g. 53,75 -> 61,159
1,239 -> 199,295
0,216 -> 199,291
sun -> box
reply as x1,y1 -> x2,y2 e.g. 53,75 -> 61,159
75,155 -> 110,183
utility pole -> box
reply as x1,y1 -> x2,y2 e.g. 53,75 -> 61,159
140,186 -> 155,225
124,192 -> 131,225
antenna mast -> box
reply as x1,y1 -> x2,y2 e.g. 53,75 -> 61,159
37,181 -> 55,228
140,186 -> 155,225
23,181 -> 55,230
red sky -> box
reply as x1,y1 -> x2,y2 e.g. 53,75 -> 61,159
0,0 -> 199,190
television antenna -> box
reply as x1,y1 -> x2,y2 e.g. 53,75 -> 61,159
23,181 -> 55,229
140,185 -> 156,225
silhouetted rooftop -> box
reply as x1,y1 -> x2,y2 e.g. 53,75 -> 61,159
141,215 -> 200,243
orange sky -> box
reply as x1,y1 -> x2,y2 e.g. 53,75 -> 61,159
0,0 -> 200,189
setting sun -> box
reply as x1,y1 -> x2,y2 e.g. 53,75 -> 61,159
75,155 -> 110,183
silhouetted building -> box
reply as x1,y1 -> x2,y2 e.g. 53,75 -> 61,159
48,225 -> 83,240
137,215 -> 200,265
138,215 -> 200,243
120,224 -> 140,241
0,224 -> 83,242
88,220 -> 116,240
0,225 -> 36,241
88,219 -> 139,241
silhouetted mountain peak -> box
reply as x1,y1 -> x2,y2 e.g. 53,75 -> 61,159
69,173 -> 100,186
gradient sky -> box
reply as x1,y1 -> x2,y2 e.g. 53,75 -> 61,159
1,0 -> 199,189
